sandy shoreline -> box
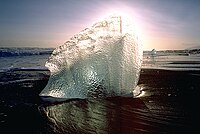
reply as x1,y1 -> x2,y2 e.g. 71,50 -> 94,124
0,69 -> 200,133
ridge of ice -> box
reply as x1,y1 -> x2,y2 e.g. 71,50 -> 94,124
39,14 -> 143,99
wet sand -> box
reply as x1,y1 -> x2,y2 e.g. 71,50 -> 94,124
0,69 -> 200,133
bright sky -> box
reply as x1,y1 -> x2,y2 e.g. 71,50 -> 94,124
0,0 -> 200,50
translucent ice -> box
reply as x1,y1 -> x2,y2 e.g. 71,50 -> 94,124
39,14 -> 143,99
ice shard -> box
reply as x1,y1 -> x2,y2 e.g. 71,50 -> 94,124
39,14 -> 143,99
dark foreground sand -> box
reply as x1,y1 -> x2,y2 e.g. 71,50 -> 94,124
0,69 -> 200,133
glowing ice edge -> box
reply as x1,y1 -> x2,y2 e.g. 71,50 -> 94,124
39,14 -> 143,99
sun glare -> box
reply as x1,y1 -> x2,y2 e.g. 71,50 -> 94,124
98,10 -> 143,33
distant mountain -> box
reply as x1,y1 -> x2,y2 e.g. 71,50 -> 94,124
186,45 -> 200,50
184,46 -> 200,54
144,48 -> 200,55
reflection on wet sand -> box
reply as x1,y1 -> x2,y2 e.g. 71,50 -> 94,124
37,69 -> 200,134
39,97 -> 151,134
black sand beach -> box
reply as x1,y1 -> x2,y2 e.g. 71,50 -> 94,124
0,69 -> 200,133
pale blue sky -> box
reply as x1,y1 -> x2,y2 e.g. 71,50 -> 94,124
0,0 -> 200,50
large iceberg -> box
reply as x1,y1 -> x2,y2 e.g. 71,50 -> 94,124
39,14 -> 143,99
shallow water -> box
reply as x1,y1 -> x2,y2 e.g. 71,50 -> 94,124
142,54 -> 200,70
0,48 -> 199,72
